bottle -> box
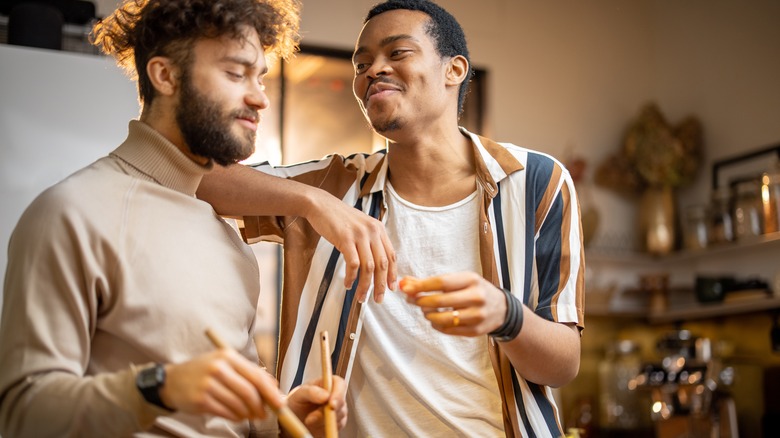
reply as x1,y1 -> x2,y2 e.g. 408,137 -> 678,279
762,172 -> 780,234
708,186 -> 734,244
683,204 -> 709,250
733,180 -> 763,239
599,340 -> 643,432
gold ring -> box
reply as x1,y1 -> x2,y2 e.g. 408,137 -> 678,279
452,310 -> 460,327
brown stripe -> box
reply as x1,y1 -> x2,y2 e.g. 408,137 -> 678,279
358,154 -> 385,198
534,164 -> 562,235
575,195 -> 586,329
335,299 -> 363,377
549,182 -> 572,322
477,135 -> 524,175
479,186 -> 520,436
488,337 -> 522,438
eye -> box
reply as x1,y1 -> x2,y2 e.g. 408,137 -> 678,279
227,71 -> 244,80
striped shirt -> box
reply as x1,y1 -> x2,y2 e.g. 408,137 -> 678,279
242,128 -> 585,437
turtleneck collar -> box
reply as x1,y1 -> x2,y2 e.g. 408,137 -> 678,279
111,120 -> 213,196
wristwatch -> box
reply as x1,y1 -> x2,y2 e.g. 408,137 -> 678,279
136,363 -> 172,411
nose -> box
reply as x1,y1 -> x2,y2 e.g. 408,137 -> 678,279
246,82 -> 270,110
365,56 -> 391,80
356,57 -> 390,102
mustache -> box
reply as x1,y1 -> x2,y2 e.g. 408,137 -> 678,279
232,108 -> 259,123
366,77 -> 403,95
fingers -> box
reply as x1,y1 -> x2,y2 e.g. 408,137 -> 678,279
379,230 -> 397,295
353,236 -> 374,303
164,350 -> 283,421
343,216 -> 394,305
398,273 -> 510,337
211,357 -> 267,419
229,354 -> 284,412
399,272 -> 483,295
398,275 -> 443,294
329,376 -> 348,426
287,376 -> 349,436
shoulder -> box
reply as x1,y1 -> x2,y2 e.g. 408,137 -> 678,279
13,159 -> 134,239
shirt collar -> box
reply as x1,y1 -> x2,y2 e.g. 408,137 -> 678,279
359,127 -> 524,198
112,120 -> 213,196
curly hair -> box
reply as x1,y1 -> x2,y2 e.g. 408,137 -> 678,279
91,0 -> 300,104
365,0 -> 472,115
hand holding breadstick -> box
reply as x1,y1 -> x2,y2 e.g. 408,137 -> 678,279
205,329 -> 313,438
398,273 -> 510,337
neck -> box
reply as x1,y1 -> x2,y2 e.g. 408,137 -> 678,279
386,124 -> 476,206
140,101 -> 209,166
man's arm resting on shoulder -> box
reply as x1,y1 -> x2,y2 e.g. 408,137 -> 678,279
198,163 -> 397,301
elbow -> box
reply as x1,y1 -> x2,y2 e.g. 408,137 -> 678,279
550,359 -> 580,388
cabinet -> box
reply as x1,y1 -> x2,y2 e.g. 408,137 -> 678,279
585,231 -> 780,324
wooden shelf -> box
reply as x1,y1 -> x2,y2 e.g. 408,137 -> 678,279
647,294 -> 780,324
587,295 -> 780,324
586,231 -> 780,265
584,231 -> 780,322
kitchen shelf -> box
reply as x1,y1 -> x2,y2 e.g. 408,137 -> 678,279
586,231 -> 780,264
585,231 -> 780,323
647,294 -> 780,324
586,294 -> 780,324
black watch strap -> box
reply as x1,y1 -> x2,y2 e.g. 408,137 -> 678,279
136,363 -> 173,411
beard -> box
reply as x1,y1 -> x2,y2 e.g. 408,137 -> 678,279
176,76 -> 257,166
370,116 -> 402,133
360,78 -> 404,134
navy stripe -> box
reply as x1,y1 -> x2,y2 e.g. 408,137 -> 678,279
511,371 -> 535,438
534,196 -> 563,321
332,195 -> 366,370
492,186 -> 512,292
523,153 -> 554,305
530,382 -> 564,436
332,185 -> 384,372
292,246 -> 342,388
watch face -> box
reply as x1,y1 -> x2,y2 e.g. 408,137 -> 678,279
138,365 -> 163,388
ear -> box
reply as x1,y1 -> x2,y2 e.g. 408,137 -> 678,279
445,55 -> 469,87
146,56 -> 179,97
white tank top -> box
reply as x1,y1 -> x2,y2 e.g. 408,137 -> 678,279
344,182 -> 504,437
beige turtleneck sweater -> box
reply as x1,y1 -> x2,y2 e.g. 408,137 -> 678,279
0,120 -> 269,437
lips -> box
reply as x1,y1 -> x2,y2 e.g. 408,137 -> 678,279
235,111 -> 259,131
365,80 -> 402,102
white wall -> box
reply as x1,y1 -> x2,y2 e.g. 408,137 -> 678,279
0,45 -> 140,310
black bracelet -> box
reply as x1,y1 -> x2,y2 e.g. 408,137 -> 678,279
489,288 -> 524,342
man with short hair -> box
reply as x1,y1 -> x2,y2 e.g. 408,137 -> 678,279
199,1 -> 585,436
0,0 -> 401,436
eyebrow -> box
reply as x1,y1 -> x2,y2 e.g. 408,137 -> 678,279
220,55 -> 268,75
353,34 -> 418,60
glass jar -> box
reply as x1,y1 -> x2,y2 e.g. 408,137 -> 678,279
683,204 -> 709,250
733,180 -> 763,239
599,340 -> 644,431
708,186 -> 734,244
762,172 -> 780,234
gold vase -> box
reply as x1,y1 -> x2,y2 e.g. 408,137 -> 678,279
639,186 -> 676,255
